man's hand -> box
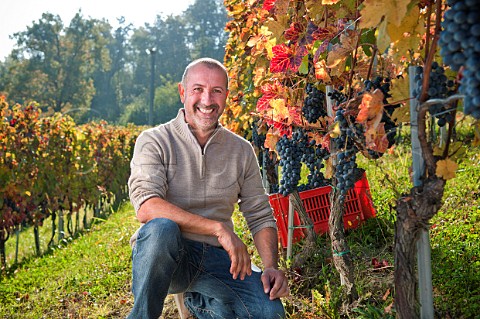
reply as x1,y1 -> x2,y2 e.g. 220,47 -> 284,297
215,225 -> 252,280
261,268 -> 289,300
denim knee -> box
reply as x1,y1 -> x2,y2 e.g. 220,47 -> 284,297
135,218 -> 182,255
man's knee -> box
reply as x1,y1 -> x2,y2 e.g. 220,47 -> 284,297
135,218 -> 182,252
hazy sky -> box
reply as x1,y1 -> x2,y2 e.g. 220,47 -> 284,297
1,0 -> 195,61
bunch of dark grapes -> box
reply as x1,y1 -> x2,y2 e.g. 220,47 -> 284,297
327,86 -> 347,104
252,121 -> 266,149
276,129 -> 307,196
302,83 -> 327,124
439,0 -> 480,119
332,109 -> 359,199
298,139 -> 329,192
412,64 -> 456,126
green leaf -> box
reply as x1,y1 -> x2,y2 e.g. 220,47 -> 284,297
299,54 -> 310,75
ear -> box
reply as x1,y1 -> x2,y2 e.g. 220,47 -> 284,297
178,83 -> 185,103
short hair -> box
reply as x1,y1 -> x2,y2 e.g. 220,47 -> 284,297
181,58 -> 229,89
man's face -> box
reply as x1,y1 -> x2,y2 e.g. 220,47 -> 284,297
178,64 -> 228,133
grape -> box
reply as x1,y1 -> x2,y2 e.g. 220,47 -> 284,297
332,109 -> 359,196
276,130 -> 305,196
413,65 -> 456,127
298,139 -> 329,192
251,121 -> 266,149
302,83 -> 327,124
439,1 -> 480,119
276,128 -> 330,196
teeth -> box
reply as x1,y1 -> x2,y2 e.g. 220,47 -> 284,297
198,107 -> 214,114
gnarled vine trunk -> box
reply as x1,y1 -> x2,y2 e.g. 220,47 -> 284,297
395,176 -> 445,318
329,190 -> 358,303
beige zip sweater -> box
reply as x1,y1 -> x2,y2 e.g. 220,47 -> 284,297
128,110 -> 277,247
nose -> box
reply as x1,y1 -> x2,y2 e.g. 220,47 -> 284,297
201,91 -> 214,105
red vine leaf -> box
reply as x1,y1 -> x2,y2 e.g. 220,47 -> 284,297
262,0 -> 276,11
284,22 -> 304,42
270,44 -> 307,73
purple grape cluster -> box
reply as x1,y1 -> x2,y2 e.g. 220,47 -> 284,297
302,83 -> 327,124
412,64 -> 456,126
439,0 -> 480,119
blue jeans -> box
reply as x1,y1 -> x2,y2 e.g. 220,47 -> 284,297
128,218 -> 286,319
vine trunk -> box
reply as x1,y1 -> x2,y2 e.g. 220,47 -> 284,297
394,176 -> 445,318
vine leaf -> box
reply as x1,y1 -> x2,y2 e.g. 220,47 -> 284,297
387,5 -> 425,51
264,129 -> 279,151
270,43 -> 306,73
390,75 -> 410,106
359,0 -> 410,29
262,0 -> 276,11
365,123 -> 389,153
270,98 -> 290,122
356,89 -> 384,126
391,105 -> 410,124
326,30 -> 359,71
314,60 -> 332,83
435,158 -> 458,180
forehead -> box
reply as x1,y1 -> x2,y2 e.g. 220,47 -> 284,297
185,64 -> 228,88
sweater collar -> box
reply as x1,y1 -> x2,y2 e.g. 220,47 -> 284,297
172,109 -> 225,146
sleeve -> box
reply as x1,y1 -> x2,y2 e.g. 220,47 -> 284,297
128,130 -> 168,213
238,142 -> 278,237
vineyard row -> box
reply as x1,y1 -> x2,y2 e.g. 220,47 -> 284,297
0,97 -> 141,266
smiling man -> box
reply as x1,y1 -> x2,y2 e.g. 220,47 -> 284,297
127,58 -> 288,318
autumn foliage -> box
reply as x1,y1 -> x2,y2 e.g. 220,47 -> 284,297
0,97 -> 140,264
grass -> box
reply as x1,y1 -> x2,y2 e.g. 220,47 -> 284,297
1,130 -> 479,318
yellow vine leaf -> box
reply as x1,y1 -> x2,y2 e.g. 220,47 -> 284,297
359,0 -> 410,29
388,5 -> 425,60
376,19 -> 391,53
365,123 -> 389,154
390,75 -> 409,106
436,159 -> 458,180
387,5 -> 424,43
329,121 -> 341,138
265,17 -> 288,42
270,98 -> 289,122
391,105 -> 410,124
305,0 -> 325,22
322,0 -> 340,4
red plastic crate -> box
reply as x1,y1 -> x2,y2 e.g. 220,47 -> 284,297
269,173 -> 376,247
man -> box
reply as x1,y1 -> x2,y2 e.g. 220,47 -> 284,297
127,57 -> 289,318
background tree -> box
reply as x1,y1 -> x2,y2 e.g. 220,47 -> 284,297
184,0 -> 229,61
